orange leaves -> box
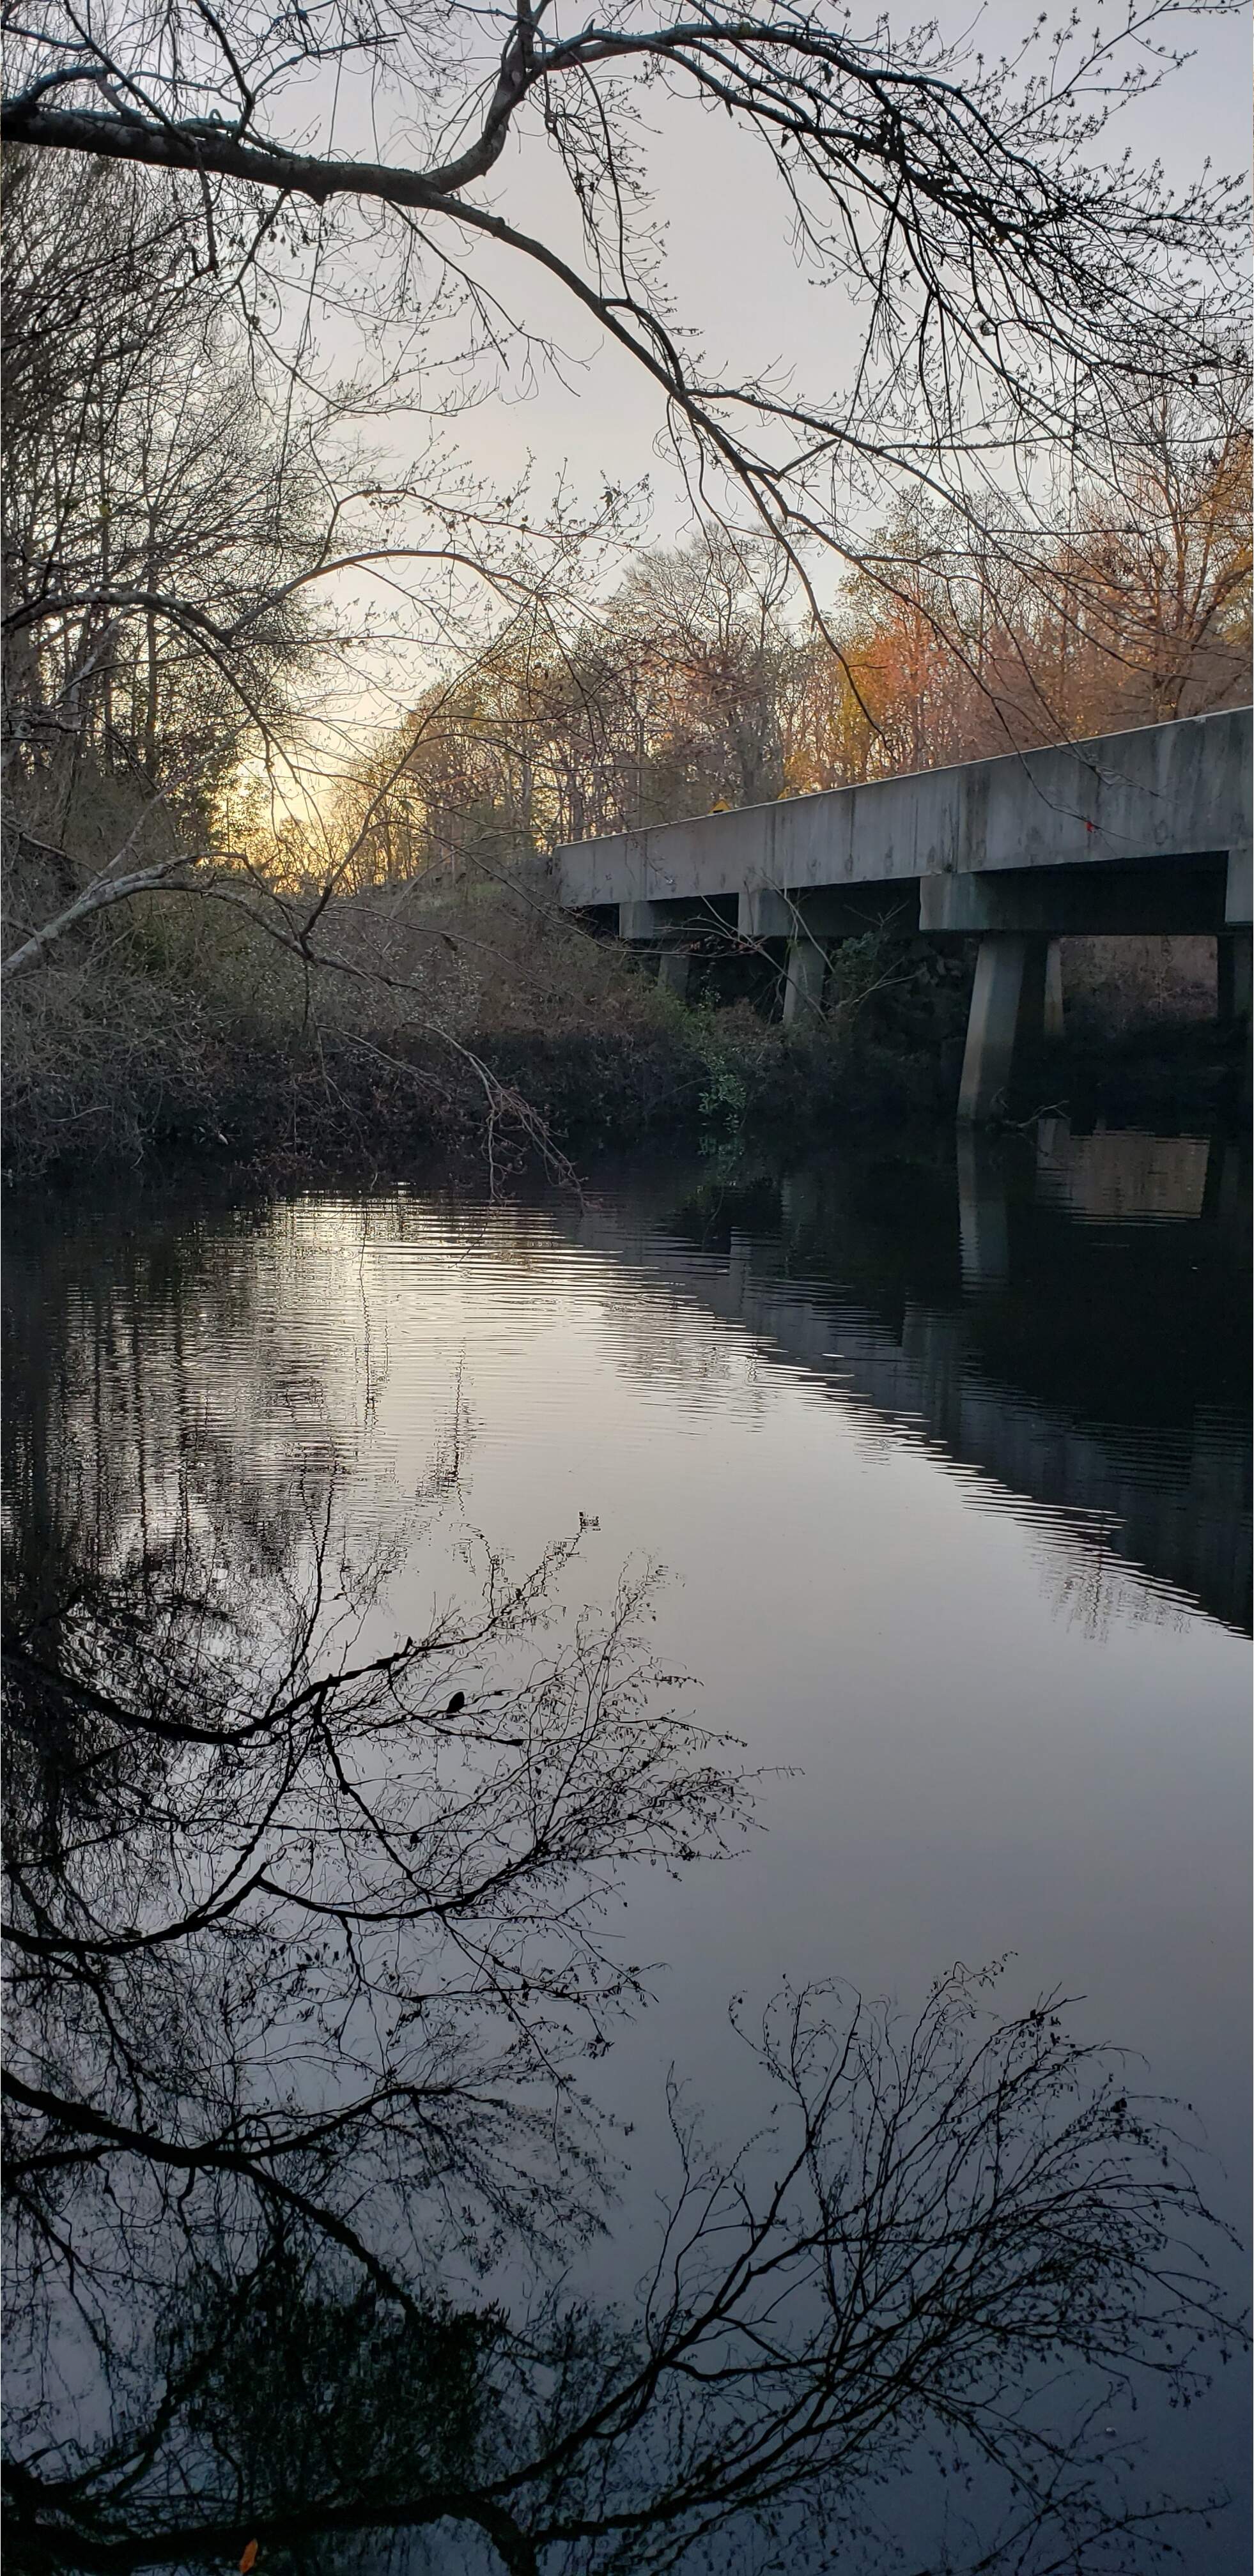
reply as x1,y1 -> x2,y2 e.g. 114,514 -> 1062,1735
239,2546 -> 258,2573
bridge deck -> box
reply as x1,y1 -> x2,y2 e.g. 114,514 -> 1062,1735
553,708 -> 1251,1122
555,707 -> 1251,911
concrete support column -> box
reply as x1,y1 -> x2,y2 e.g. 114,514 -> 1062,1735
1015,939 -> 1065,1051
1035,1113 -> 1072,1174
957,933 -> 1028,1123
739,885 -> 791,940
782,935 -> 826,1025
1043,939 -> 1065,1038
1217,928 -> 1252,1025
619,899 -> 667,940
656,947 -> 690,1001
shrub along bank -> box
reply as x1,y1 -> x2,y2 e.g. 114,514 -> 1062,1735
3,867 -> 1240,1190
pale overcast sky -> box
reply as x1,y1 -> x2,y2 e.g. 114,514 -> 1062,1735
274,0 -> 1250,745
392,1 -> 1252,531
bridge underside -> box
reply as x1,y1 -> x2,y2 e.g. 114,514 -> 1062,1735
605,876 -> 1250,1122
556,710 -> 1252,1122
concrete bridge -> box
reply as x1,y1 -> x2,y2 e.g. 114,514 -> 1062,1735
555,707 -> 1253,1119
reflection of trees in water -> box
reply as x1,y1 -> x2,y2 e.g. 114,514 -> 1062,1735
2,1193 -> 497,1614
3,1195 -> 334,1595
3,1464 -> 1243,2573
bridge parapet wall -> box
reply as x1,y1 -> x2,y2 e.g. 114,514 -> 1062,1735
556,707 -> 1251,910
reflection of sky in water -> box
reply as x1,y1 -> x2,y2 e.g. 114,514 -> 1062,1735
4,1128 -> 1250,2569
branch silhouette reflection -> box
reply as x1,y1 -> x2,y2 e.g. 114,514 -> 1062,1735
3,1131 -> 1249,2572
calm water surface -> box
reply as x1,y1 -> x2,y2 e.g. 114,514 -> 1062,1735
4,1123 -> 1250,2570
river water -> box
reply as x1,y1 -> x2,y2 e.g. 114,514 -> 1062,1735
4,1123 -> 1250,2573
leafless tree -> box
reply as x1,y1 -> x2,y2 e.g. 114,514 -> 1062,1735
0,142 -> 631,1000
3,4 -> 1248,778
1,152 -> 323,798
1,8 -> 1248,1176
1044,365 -> 1252,730
3,4 -> 1244,526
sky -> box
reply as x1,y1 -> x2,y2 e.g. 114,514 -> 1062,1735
235,0 -> 1252,765
327,0 -> 1252,532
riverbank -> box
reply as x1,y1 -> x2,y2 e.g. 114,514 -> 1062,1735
0,1001 -> 961,1189
3,869 -> 1244,1189
4,1008 -> 1243,1198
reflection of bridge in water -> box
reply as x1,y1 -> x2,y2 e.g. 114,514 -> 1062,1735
561,1128 -> 1251,1636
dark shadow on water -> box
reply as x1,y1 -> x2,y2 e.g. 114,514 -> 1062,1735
556,1124 -> 1251,1634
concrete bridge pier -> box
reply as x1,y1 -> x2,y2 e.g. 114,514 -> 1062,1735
782,934 -> 826,1023
619,898 -> 691,1000
1044,940 -> 1065,1039
958,935 -> 1065,1122
1218,928 -> 1252,1025
737,885 -> 826,1023
957,935 -> 1030,1123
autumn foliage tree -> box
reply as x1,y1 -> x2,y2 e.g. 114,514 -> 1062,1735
339,403 -> 1251,891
